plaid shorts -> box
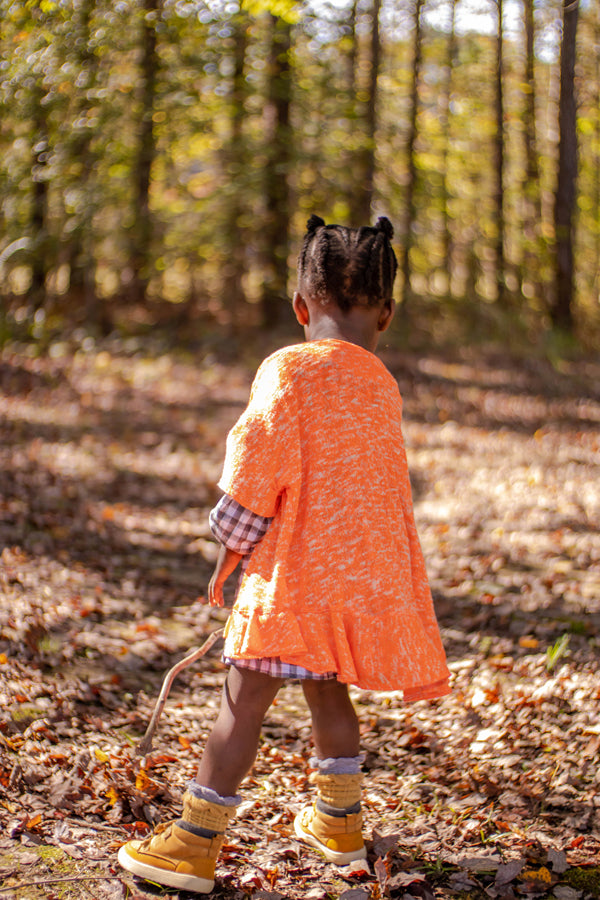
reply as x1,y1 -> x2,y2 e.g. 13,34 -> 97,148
210,494 -> 337,681
223,655 -> 336,680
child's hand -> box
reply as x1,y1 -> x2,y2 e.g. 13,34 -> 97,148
207,545 -> 243,608
208,572 -> 225,607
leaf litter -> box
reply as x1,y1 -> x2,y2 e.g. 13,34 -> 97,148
0,341 -> 599,899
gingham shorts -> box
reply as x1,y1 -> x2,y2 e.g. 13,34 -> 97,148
224,655 -> 337,680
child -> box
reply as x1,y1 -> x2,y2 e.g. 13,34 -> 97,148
118,215 -> 450,893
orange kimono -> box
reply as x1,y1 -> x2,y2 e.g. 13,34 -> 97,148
218,339 -> 450,700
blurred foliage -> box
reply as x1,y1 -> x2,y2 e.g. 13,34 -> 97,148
0,0 -> 598,348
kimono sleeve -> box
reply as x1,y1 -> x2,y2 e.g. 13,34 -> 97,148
217,356 -> 298,518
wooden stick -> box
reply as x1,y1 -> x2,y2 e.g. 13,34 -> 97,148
137,628 -> 224,756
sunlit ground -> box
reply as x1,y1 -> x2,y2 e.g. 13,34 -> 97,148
0,341 -> 599,898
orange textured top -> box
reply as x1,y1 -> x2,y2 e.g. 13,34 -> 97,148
218,340 -> 450,699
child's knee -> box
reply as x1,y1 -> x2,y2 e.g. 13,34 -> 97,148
302,678 -> 349,708
226,666 -> 282,712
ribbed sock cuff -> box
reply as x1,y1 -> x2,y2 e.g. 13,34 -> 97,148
186,781 -> 241,807
309,755 -> 362,774
316,797 -> 361,817
176,818 -> 218,839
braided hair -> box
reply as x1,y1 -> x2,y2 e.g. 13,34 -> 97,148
297,215 -> 397,313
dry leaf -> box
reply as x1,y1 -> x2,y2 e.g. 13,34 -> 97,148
341,858 -> 372,877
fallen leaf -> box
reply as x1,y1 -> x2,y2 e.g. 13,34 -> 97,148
16,850 -> 39,864
519,866 -> 556,888
105,787 -> 120,807
448,871 -> 478,892
374,853 -> 392,889
389,873 -> 427,887
456,855 -> 502,873
553,887 -> 582,900
340,858 -> 372,877
496,859 -> 526,885
547,848 -> 568,874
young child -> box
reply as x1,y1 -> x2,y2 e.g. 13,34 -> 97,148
118,215 -> 450,893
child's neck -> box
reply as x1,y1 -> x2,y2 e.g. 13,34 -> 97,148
304,308 -> 382,353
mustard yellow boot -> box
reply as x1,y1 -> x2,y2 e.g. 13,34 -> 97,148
118,789 -> 236,893
294,769 -> 366,865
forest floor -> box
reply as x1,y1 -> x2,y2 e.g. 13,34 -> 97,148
0,334 -> 599,900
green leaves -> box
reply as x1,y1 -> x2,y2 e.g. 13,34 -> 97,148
241,0 -> 301,25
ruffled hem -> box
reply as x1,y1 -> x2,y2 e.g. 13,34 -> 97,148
403,677 -> 451,702
223,580 -> 451,697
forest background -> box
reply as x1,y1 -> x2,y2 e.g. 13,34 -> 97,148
0,0 -> 598,348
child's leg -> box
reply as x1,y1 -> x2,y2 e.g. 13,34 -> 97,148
195,665 -> 284,795
301,678 -> 360,759
296,678 -> 366,864
118,665 -> 283,893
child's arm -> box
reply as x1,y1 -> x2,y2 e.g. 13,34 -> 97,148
208,544 -> 244,607
206,493 -> 273,607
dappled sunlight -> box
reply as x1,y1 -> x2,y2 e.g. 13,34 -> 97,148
408,415 -> 599,634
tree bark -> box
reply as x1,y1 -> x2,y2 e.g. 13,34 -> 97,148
494,0 -> 506,305
521,0 -> 544,305
441,0 -> 457,285
222,13 -> 249,328
400,0 -> 424,311
261,14 -> 292,329
350,0 -> 381,226
67,0 -> 99,327
596,2 -> 600,300
130,0 -> 160,306
344,1 -> 359,222
29,81 -> 49,313
552,0 -> 579,331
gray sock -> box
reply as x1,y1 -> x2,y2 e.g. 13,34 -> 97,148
309,755 -> 362,775
185,781 -> 241,806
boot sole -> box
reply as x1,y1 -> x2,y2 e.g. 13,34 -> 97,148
118,845 -> 214,893
293,815 -> 367,866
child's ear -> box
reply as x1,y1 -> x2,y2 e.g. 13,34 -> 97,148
377,298 -> 395,332
293,292 -> 310,326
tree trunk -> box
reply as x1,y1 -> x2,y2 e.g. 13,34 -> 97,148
344,1 -> 359,222
494,0 -> 506,305
67,0 -> 100,328
222,13 -> 249,328
521,0 -> 544,305
592,2 -> 599,302
29,81 -> 49,313
261,14 -> 292,329
400,0 -> 424,312
350,0 -> 381,226
552,0 -> 579,331
441,0 -> 457,286
130,0 -> 160,306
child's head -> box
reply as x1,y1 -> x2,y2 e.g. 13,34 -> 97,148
297,215 -> 397,313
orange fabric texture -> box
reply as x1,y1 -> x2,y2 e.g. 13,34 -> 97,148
219,339 -> 450,699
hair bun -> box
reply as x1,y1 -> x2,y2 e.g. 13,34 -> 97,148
306,214 -> 325,233
375,216 -> 394,239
